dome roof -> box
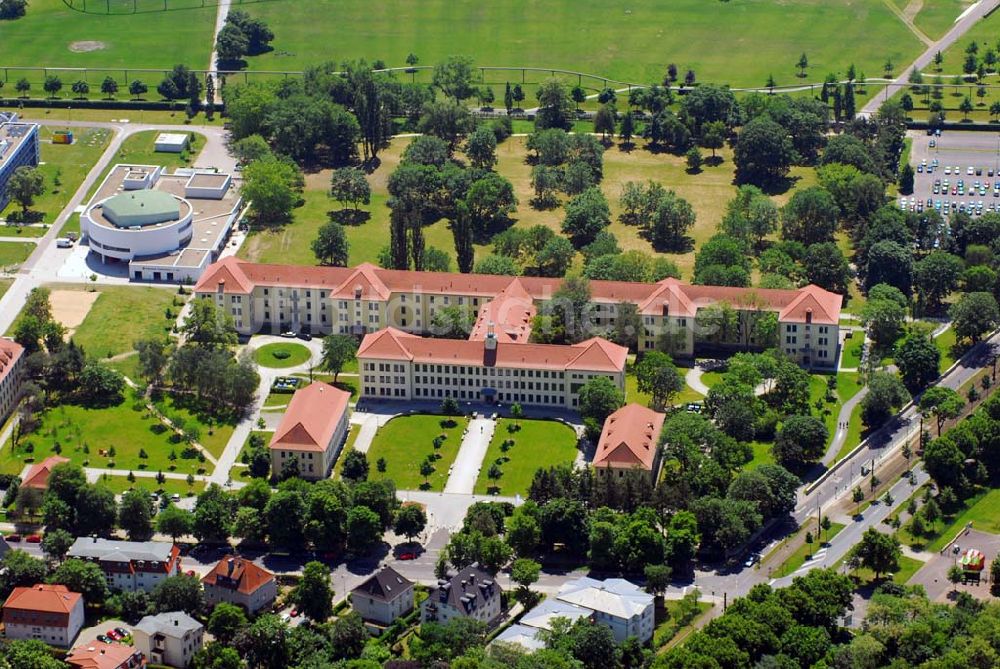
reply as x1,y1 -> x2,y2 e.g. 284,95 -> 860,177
101,190 -> 180,228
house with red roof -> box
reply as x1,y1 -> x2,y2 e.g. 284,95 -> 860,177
201,556 -> 277,615
194,259 -> 841,371
2,583 -> 84,647
269,381 -> 350,479
21,455 -> 71,490
66,641 -> 145,669
0,337 -> 25,423
593,404 -> 665,482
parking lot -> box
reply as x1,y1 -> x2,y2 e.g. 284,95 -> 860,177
904,130 -> 1000,220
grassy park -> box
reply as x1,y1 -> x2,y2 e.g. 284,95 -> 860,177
901,486 -> 1000,552
0,280 -> 11,301
0,242 -> 34,269
254,342 -> 313,369
367,414 -> 469,490
241,0 -> 921,88
61,284 -> 179,358
473,418 -> 578,495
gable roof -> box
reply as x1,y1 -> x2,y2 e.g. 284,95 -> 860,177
4,584 -> 81,614
593,404 -> 665,471
0,337 -> 24,385
21,455 -> 71,489
469,278 -> 536,343
194,260 -> 842,325
351,565 -> 413,602
557,577 -> 653,619
66,642 -> 142,669
269,382 -> 351,453
356,327 -> 419,361
201,556 -> 274,595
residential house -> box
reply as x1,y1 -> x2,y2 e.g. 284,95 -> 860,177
593,404 -> 665,482
269,381 -> 350,480
65,642 -> 145,669
421,564 -> 502,627
20,455 -> 70,490
556,577 -> 655,643
2,583 -> 84,647
201,556 -> 277,615
132,611 -> 204,668
350,565 -> 414,626
66,538 -> 181,593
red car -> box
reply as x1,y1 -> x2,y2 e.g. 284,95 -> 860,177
290,608 -> 299,617
6,534 -> 21,542
25,534 -> 42,543
398,552 -> 417,561
106,630 -> 121,641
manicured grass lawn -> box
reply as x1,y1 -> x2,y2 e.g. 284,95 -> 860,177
919,487 -> 1000,552
625,370 -> 703,408
747,440 -> 775,470
653,600 -> 713,650
254,342 -> 312,369
0,126 -> 112,226
841,335 -> 864,369
847,555 -> 925,585
94,474 -> 204,497
773,522 -> 846,577
241,136 -> 821,281
700,371 -> 724,389
368,414 -> 469,491
0,225 -> 47,238
63,285 -> 179,358
0,0 -> 215,70
0,242 -> 34,268
1,389 -> 209,476
108,353 -> 141,382
934,326 -> 960,372
151,391 -> 235,460
473,419 -> 578,495
938,7 -> 1000,73
331,425 -> 361,480
913,0 -> 973,40
0,279 -> 11,301
242,0 -> 921,88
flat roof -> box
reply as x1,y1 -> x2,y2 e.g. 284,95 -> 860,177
187,173 -> 229,189
0,122 -> 36,165
155,133 -> 189,144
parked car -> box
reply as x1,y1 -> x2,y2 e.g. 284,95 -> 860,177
172,493 -> 181,502
398,552 -> 417,561
96,635 -> 110,644
25,534 -> 41,543
114,627 -> 129,639
280,331 -> 296,338
6,534 -> 21,542
744,553 -> 761,568
106,630 -> 120,641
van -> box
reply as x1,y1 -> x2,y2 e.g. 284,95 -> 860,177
55,238 -> 73,248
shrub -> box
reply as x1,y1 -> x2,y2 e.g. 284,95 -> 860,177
272,349 -> 291,360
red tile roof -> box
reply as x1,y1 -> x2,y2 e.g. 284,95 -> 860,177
194,260 -> 841,325
269,382 -> 350,453
593,404 -> 665,471
0,337 -> 24,386
21,455 -> 70,489
66,642 -> 143,669
469,279 -> 536,343
201,556 -> 274,595
4,583 -> 81,615
359,328 -> 628,373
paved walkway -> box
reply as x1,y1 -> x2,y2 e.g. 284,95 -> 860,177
684,365 -> 767,397
821,387 -> 869,466
443,417 -> 496,494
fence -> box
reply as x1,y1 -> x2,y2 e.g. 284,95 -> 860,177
61,0 -> 274,14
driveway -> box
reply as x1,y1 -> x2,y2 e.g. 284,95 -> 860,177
443,417 -> 496,494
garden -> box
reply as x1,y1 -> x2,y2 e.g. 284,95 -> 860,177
253,342 -> 312,369
366,413 -> 469,491
473,418 -> 579,496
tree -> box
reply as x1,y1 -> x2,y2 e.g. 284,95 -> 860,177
861,372 -> 911,427
0,550 -> 47,596
291,561 -> 333,622
40,529 -> 74,562
919,386 -> 964,434
48,559 -> 110,606
393,505 -> 427,542
578,376 -> 625,426
861,297 -> 907,350
193,485 -> 234,544
804,242 -> 852,294
914,251 -> 963,311
129,79 -> 148,100
774,415 -> 829,467
849,528 -> 901,580
535,79 -> 575,131
510,557 -> 541,603
180,299 -> 238,349
701,120 -> 726,160
960,95 -> 974,119
241,157 -> 301,225
70,80 -> 89,98
329,167 -> 371,211
42,75 -> 62,98
594,104 -> 616,142
432,55 -> 476,102
797,52 -> 809,77
14,78 -> 31,97
346,505 -> 382,553
207,603 -> 247,646
5,166 -> 44,216
0,0 -> 28,19
118,488 -> 155,541
311,220 -> 350,266
319,334 -> 356,382
152,574 -> 204,615
156,504 -> 194,541
215,23 -> 249,64
950,292 -> 1000,343
635,351 -> 684,409
685,146 -> 703,172
644,564 -> 672,599
341,450 -> 369,482
647,190 -> 696,252
734,116 -> 794,187
781,186 -> 839,246
561,187 -> 610,248
896,335 -> 941,393
899,163 -> 915,195
465,126 -> 498,170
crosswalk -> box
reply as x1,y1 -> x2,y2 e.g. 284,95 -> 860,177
795,548 -> 829,575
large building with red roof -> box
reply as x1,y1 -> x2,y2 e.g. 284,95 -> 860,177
593,404 -> 666,481
194,259 -> 841,371
0,337 -> 25,423
269,381 -> 350,479
20,455 -> 70,490
201,556 -> 277,615
2,583 -> 84,647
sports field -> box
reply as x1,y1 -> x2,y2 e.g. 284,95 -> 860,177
240,0 -> 923,88
0,0 -> 216,71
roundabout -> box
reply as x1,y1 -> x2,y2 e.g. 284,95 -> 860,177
253,342 -> 312,369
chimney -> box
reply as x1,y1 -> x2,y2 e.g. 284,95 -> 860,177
805,308 -> 812,324
174,618 -> 179,626
226,558 -> 234,576
485,323 -> 497,351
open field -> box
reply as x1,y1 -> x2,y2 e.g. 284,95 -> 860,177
254,342 -> 312,368
241,0 -> 921,89
241,135 -> 820,280
48,284 -> 179,358
0,242 -> 34,268
473,418 -> 578,495
0,0 -> 215,71
911,0 -> 974,40
152,391 -> 236,459
19,107 -> 223,127
0,126 -> 112,226
367,414 -> 469,491
0,389 -> 210,476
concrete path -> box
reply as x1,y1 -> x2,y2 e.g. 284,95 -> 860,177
207,0 -> 233,93
684,365 -> 767,397
821,387 -> 869,466
443,417 -> 496,494
349,413 -> 381,455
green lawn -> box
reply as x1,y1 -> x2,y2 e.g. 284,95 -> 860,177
913,0 -> 974,40
0,242 -> 34,268
747,440 -> 775,469
151,391 -> 236,460
773,522 -> 846,577
847,555 -> 925,585
916,487 -> 1000,552
841,334 -> 864,369
242,0 -> 921,88
700,371 -> 724,389
1,126 -> 112,227
934,327 -> 960,372
625,369 -> 703,408
108,353 -> 141,382
0,279 -> 11,301
473,419 -> 578,495
0,0 -> 215,70
62,285 -> 179,358
368,414 -> 469,490
254,342 -> 313,369
1,389 -> 210,476
331,424 -> 361,480
94,474 -> 205,497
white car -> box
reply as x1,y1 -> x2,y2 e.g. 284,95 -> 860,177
968,166 -> 975,175
945,167 -> 951,175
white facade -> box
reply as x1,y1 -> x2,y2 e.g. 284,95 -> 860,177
557,577 -> 655,644
155,133 -> 189,153
133,611 -> 204,668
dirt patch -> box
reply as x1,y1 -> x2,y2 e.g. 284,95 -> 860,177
68,41 -> 107,53
50,289 -> 100,337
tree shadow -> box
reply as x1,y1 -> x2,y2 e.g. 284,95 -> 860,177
328,209 -> 371,226
704,155 -> 725,168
